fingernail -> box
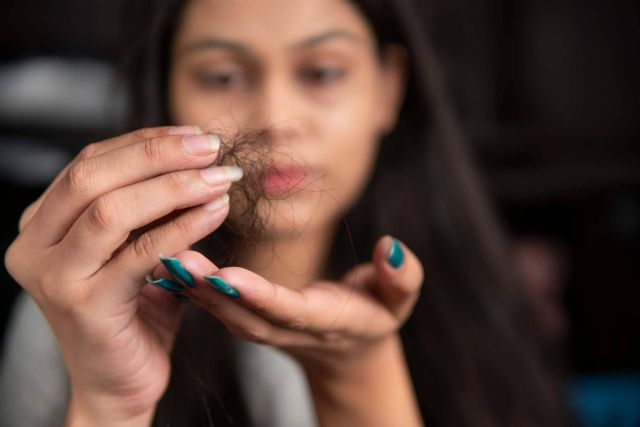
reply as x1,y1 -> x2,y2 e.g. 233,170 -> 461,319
387,237 -> 405,269
203,276 -> 240,299
200,166 -> 244,185
169,125 -> 203,135
145,274 -> 184,293
223,166 -> 244,182
159,256 -> 196,288
203,193 -> 230,211
182,134 -> 220,155
173,294 -> 190,304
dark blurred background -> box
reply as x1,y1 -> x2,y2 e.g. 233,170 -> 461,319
1,0 -> 639,424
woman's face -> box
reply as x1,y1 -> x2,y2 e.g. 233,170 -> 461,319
170,0 -> 405,239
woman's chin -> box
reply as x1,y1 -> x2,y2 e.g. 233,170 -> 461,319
258,197 -> 333,240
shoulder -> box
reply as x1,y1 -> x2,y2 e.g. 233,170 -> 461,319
235,339 -> 318,427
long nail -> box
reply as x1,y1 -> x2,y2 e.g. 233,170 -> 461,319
145,274 -> 184,293
182,134 -> 220,155
200,166 -> 244,185
387,237 -> 405,269
169,125 -> 203,135
203,276 -> 240,299
160,256 -> 196,288
203,193 -> 230,211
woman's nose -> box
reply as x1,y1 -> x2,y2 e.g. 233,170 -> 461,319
249,75 -> 303,132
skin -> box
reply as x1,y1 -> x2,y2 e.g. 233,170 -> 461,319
5,1 -> 424,426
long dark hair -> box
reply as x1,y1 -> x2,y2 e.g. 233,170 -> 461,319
120,1 -> 568,426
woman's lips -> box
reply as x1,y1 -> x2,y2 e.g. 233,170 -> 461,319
262,166 -> 309,197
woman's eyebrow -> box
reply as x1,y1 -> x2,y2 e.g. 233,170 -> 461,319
179,38 -> 248,56
178,30 -> 361,57
290,30 -> 363,51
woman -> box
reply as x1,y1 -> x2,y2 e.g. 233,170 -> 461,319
1,0 -> 567,426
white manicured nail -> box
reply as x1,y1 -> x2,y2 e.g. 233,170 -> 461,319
200,166 -> 243,185
208,134 -> 221,152
204,193 -> 230,211
169,125 -> 202,135
224,166 -> 244,182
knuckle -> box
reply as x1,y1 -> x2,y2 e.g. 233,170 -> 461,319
18,202 -> 37,231
131,232 -> 160,262
286,314 -> 307,331
170,215 -> 194,238
165,171 -> 190,194
86,196 -> 119,231
132,127 -> 157,142
77,142 -> 99,160
140,136 -> 168,163
4,240 -> 26,285
5,240 -> 53,297
65,160 -> 93,194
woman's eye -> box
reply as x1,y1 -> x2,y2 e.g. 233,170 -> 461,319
299,67 -> 346,86
195,71 -> 245,89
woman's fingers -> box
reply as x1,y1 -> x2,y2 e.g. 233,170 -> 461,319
27,128 -> 220,246
91,196 -> 231,305
371,236 -> 424,321
151,251 -> 320,349
18,126 -> 201,232
142,237 -> 424,348
58,166 -> 241,276
187,264 -> 396,337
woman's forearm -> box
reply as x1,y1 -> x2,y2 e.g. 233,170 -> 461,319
305,334 -> 423,427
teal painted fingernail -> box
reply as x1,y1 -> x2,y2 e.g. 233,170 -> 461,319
172,294 -> 190,304
145,274 -> 184,293
387,238 -> 405,269
160,256 -> 196,288
203,276 -> 240,299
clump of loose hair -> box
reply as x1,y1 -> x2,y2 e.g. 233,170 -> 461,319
211,128 -> 273,243
198,126 -> 328,265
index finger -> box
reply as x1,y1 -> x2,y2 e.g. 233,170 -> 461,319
18,126 -> 202,232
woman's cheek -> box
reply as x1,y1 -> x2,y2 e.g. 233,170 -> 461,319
339,142 -> 377,207
325,133 -> 379,211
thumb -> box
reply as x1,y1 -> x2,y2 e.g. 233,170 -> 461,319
372,235 -> 425,320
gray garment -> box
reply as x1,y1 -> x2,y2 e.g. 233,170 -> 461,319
0,293 -> 317,427
235,341 -> 317,427
0,292 -> 70,427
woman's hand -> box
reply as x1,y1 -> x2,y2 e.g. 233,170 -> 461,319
151,235 -> 425,426
4,126 -> 240,426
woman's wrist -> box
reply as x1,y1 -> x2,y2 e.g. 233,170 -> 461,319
64,391 -> 156,427
302,334 -> 397,380
302,334 -> 423,427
